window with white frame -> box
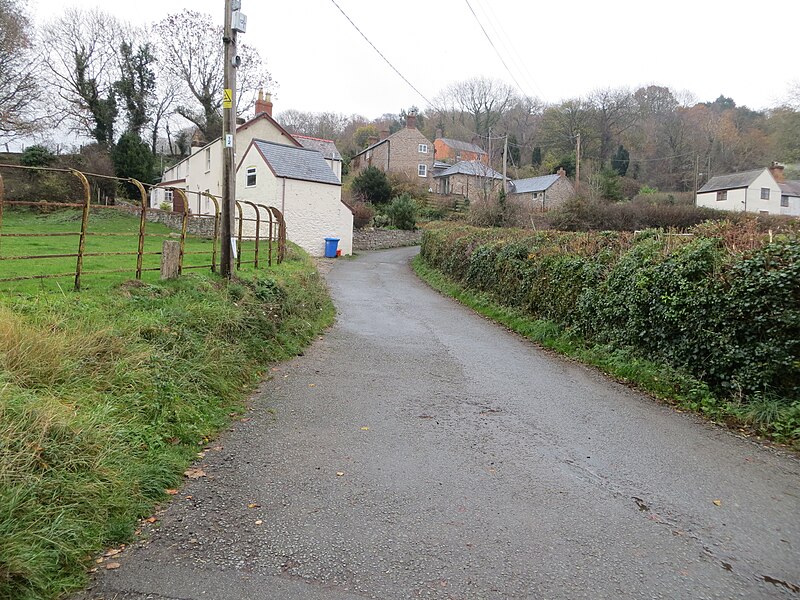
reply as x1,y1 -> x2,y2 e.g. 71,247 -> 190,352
418,143 -> 428,153
418,164 -> 427,177
246,166 -> 257,187
760,187 -> 770,200
204,148 -> 211,173
716,190 -> 727,202
165,189 -> 173,202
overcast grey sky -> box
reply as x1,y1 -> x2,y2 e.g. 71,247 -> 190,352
29,0 -> 800,119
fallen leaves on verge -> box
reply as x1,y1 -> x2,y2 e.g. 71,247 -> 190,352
248,503 -> 261,509
184,468 -> 206,479
255,520 -> 263,526
713,499 -> 722,506
165,489 -> 178,495
336,471 -> 344,477
360,426 -> 369,431
105,562 -> 121,570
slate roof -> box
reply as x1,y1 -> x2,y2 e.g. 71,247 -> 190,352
438,138 -> 487,155
252,140 -> 340,185
294,135 -> 342,161
697,169 -> 765,193
510,174 -> 560,194
779,180 -> 800,197
433,160 -> 505,180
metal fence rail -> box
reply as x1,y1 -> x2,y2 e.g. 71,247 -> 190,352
0,164 -> 287,290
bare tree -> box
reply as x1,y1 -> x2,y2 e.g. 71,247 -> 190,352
154,10 -> 273,141
434,77 -> 518,139
587,87 -> 638,165
0,0 -> 41,141
39,8 -> 123,145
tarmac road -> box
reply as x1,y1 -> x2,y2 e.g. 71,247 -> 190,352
78,246 -> 800,599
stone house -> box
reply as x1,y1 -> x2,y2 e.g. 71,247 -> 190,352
350,111 -> 435,182
434,137 -> 488,164
696,163 -> 800,216
432,160 -> 506,204
151,92 -> 353,256
509,170 -> 575,211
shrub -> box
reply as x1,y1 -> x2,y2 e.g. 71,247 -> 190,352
351,166 -> 392,205
385,194 -> 417,230
350,201 -> 376,229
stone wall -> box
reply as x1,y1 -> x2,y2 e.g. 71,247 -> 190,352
353,229 -> 422,251
115,203 -> 217,238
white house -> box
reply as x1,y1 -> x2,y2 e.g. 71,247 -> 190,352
294,135 -> 342,181
696,164 -> 800,216
237,139 -> 351,256
152,92 -> 353,256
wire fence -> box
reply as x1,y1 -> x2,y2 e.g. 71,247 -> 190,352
0,164 -> 286,290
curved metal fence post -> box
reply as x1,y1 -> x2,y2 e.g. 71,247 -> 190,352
0,173 -> 5,247
266,206 -> 274,266
172,188 -> 189,275
71,169 -> 91,290
242,201 -> 261,269
129,178 -> 148,279
268,207 -> 286,264
202,192 -> 220,273
235,201 -> 243,270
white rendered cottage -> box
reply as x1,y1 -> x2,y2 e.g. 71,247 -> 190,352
151,93 -> 352,256
696,163 -> 800,216
237,139 -> 350,255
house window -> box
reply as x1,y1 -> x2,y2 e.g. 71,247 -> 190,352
246,166 -> 257,187
418,164 -> 427,177
760,187 -> 770,200
716,190 -> 727,202
781,195 -> 789,207
204,148 -> 211,173
418,143 -> 428,153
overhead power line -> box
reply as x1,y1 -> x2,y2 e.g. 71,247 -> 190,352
463,0 -> 528,98
328,0 -> 432,106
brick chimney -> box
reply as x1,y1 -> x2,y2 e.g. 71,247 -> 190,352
557,167 -> 566,178
435,128 -> 443,140
405,109 -> 417,129
379,128 -> 390,141
255,90 -> 273,117
190,129 -> 205,148
769,161 -> 785,183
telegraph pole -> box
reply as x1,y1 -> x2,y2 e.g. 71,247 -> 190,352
575,132 -> 581,194
694,155 -> 700,205
221,0 -> 245,278
502,134 -> 508,187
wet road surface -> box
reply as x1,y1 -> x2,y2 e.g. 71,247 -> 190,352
78,247 -> 800,599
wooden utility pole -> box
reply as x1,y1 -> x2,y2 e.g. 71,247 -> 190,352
487,128 -> 492,169
220,0 -> 238,278
575,132 -> 581,193
694,155 -> 700,205
502,135 -> 508,188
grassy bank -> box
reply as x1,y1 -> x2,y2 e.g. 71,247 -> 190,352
0,242 -> 333,599
413,224 -> 800,448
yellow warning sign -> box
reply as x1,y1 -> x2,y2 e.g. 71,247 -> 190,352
223,88 -> 233,109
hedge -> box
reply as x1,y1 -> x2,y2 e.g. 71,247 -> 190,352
420,222 -> 800,406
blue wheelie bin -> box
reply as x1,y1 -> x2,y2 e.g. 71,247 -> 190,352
324,237 -> 340,258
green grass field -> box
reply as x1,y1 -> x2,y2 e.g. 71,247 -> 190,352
0,208 -> 265,293
0,209 -> 333,599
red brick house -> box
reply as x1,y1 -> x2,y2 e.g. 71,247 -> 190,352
434,137 -> 488,164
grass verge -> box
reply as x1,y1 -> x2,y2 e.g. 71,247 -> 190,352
0,244 -> 334,600
412,255 -> 799,450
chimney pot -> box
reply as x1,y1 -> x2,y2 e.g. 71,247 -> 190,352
255,89 -> 273,117
406,110 -> 417,129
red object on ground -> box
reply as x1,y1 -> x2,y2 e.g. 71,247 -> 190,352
336,249 -> 342,257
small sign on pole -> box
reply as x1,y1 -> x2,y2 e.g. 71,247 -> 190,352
224,134 -> 234,148
223,88 -> 233,109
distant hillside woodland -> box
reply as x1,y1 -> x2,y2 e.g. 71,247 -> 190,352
279,79 -> 800,195
1,0 -> 798,201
